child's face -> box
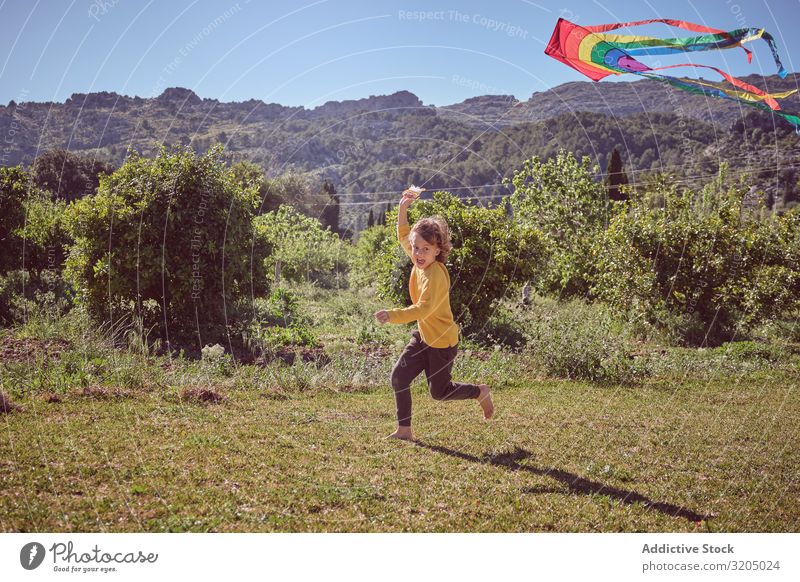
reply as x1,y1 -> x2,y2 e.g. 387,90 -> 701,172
410,232 -> 440,269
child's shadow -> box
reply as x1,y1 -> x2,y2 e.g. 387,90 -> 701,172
414,442 -> 709,524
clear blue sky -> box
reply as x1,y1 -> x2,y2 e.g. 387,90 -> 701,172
1,0 -> 798,107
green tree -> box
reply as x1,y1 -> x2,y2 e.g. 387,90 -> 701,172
64,146 -> 269,348
0,166 -> 29,273
254,204 -> 349,289
509,150 -> 609,298
349,224 -> 393,290
0,167 -> 73,325
230,160 -> 282,214
593,177 -> 800,345
605,146 -> 629,201
319,179 -> 340,235
31,149 -> 113,202
262,171 -> 328,218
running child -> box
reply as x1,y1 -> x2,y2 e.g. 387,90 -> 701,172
374,188 -> 494,441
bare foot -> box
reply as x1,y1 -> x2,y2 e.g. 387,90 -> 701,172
478,384 -> 494,420
387,427 -> 415,441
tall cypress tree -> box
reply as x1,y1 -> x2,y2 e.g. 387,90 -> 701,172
319,180 -> 340,234
605,147 -> 629,201
367,208 -> 374,228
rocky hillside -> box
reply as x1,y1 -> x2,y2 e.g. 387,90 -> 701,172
1,74 -> 798,231
441,73 -> 800,127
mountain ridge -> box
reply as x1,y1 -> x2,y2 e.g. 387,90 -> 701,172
2,74 -> 798,231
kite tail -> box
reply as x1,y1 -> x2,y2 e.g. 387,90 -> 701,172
644,63 -> 796,110
640,72 -> 800,132
753,29 -> 787,79
617,27 -> 786,78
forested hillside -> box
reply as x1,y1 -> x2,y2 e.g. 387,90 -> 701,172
1,74 -> 798,231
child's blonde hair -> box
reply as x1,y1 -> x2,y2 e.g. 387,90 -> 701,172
410,216 -> 452,263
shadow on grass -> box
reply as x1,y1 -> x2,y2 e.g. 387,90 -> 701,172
414,443 -> 709,524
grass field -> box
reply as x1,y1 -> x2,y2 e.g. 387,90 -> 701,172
1,285 -> 799,532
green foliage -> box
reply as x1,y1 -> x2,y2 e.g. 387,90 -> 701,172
481,302 -> 528,350
260,171 -> 331,219
63,146 -> 269,348
260,287 -> 303,327
254,205 -> 349,289
0,168 -> 73,326
230,160 -> 283,214
348,224 -> 394,290
518,297 -> 649,384
201,343 -> 235,377
31,148 -> 113,202
713,340 -> 788,363
15,192 -> 71,273
593,175 -> 800,345
509,150 -> 610,297
0,269 -> 72,327
0,166 -> 30,274
243,287 -> 318,350
253,324 -> 319,349
376,191 -> 546,333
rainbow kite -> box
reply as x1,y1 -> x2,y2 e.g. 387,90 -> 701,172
544,18 -> 799,131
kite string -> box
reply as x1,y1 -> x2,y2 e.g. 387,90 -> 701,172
327,158 -> 800,207
415,100 -> 524,193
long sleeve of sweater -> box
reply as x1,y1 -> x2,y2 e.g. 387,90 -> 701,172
397,221 -> 412,260
386,268 -> 442,324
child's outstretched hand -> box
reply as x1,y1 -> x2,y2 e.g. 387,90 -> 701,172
373,310 -> 390,324
400,186 -> 423,207
399,192 -> 414,209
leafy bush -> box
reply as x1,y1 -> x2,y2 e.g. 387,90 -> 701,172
31,148 -> 113,202
259,171 -> 332,219
242,287 -> 318,351
509,150 -> 610,297
258,287 -> 303,327
592,176 -> 800,345
254,205 -> 349,289
355,318 -> 393,346
252,324 -> 319,349
750,311 -> 800,344
518,297 -> 649,384
0,168 -> 73,326
0,166 -> 29,274
63,146 -> 269,348
349,224 -> 393,290
375,191 -> 546,334
713,340 -> 788,363
230,161 -> 283,214
482,302 -> 528,350
201,343 -> 234,376
15,193 -> 72,273
0,269 -> 72,326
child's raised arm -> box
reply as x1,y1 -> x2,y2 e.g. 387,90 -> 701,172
374,189 -> 420,324
397,188 -> 420,259
398,189 -> 414,225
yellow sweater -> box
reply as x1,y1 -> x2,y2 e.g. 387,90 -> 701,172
386,222 -> 460,348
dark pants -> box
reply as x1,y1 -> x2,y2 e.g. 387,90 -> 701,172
390,330 -> 480,427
